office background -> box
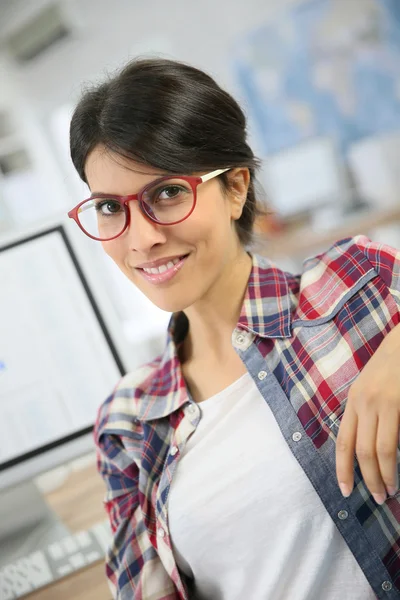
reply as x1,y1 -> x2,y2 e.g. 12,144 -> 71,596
2,0 -> 400,336
1,0 -> 400,598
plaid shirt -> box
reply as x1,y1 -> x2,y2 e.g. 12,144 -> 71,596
95,235 -> 400,600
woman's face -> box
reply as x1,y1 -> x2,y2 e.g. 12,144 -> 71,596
84,146 -> 249,313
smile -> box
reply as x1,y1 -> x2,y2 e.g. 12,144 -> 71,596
137,255 -> 189,284
142,257 -> 181,274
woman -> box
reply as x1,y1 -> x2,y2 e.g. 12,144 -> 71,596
68,58 -> 400,599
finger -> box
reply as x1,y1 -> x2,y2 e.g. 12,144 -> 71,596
376,410 -> 399,497
356,412 -> 387,505
336,405 -> 358,497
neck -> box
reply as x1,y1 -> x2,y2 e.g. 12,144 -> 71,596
182,248 -> 252,363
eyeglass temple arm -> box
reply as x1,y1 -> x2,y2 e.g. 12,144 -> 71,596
77,200 -> 95,214
200,168 -> 230,183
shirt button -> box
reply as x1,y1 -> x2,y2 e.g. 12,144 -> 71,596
258,370 -> 267,380
338,510 -> 348,520
382,581 -> 392,591
232,328 -> 253,349
292,432 -> 302,442
188,404 -> 197,414
170,446 -> 179,456
158,528 -> 165,538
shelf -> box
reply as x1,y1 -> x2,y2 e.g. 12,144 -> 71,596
0,146 -> 32,175
0,134 -> 24,157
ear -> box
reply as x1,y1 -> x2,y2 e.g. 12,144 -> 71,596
226,168 -> 250,220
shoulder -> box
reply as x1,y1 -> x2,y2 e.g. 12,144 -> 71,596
303,235 -> 400,275
295,236 -> 390,321
94,356 -> 163,443
302,235 -> 374,273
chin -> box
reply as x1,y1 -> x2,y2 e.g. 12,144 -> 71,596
149,295 -> 194,314
142,284 -> 202,313
127,258 -> 206,313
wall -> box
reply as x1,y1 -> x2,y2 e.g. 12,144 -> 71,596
1,0 -> 308,142
0,0 -> 310,357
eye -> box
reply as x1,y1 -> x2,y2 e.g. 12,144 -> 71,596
94,199 -> 123,215
142,179 -> 192,208
157,185 -> 186,201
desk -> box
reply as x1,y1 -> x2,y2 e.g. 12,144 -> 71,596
26,463 -> 111,600
257,205 -> 400,259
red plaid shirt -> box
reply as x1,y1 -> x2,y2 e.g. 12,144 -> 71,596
95,235 -> 400,599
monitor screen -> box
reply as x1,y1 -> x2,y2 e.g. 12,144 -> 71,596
0,226 -> 125,474
262,137 -> 348,218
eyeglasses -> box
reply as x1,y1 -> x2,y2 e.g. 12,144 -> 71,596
67,168 -> 230,241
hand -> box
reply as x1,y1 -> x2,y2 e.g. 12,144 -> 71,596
336,325 -> 400,504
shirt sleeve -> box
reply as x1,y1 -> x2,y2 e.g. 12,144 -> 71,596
96,429 -> 141,599
354,234 -> 400,310
94,397 -> 158,600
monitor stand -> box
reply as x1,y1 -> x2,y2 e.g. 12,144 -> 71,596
0,480 -> 70,568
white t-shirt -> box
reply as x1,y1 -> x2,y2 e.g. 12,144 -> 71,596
168,373 -> 375,600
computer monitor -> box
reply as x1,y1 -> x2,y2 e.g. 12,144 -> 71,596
261,136 -> 351,219
0,223 -> 128,562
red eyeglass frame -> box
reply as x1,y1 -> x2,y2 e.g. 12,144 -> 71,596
67,168 -> 230,241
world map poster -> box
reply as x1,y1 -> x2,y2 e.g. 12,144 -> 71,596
234,0 -> 400,156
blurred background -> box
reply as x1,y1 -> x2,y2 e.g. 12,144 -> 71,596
1,0 -> 400,598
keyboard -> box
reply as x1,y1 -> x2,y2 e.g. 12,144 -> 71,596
0,520 -> 112,599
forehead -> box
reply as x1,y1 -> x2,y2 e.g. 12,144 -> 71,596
84,146 -> 166,195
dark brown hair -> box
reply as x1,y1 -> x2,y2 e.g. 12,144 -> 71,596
70,57 -> 263,246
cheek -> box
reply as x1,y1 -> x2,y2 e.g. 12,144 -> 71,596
102,240 -> 127,269
179,192 -> 232,241
171,216 -> 226,251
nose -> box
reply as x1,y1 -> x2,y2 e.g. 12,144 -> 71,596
125,200 -> 167,252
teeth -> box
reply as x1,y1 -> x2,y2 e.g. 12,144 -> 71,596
143,256 -> 182,274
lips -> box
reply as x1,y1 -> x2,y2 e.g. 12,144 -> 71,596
137,254 -> 189,285
141,257 -> 181,275
136,253 -> 189,268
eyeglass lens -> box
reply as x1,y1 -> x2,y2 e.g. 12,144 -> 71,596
77,178 -> 195,240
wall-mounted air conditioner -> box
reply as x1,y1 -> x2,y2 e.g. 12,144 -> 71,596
4,2 -> 78,63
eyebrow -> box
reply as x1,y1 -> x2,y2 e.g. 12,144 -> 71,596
89,174 -> 179,198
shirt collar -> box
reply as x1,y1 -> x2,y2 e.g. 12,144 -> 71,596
107,254 -> 295,426
236,253 -> 294,339
135,254 -> 294,420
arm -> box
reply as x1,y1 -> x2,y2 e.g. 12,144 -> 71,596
95,408 -> 177,599
336,235 -> 400,503
96,431 -> 141,598
359,235 -> 400,310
